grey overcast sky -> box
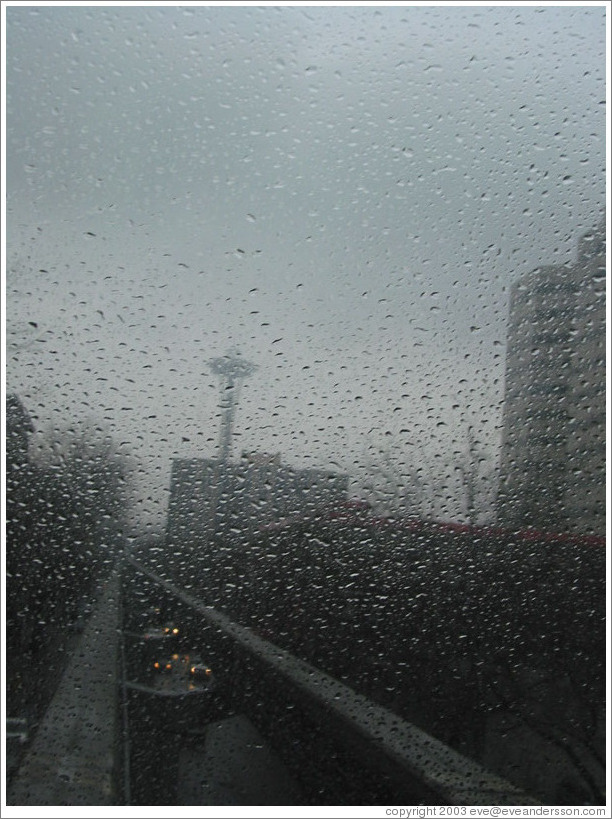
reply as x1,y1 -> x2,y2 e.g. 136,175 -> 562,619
4,2 -> 607,531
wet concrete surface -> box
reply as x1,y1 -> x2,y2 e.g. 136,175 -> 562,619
177,714 -> 305,806
7,572 -> 120,805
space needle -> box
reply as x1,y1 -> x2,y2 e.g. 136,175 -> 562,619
208,352 -> 257,464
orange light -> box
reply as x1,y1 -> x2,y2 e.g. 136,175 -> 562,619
172,628 -> 179,634
205,668 -> 212,676
154,662 -> 160,669
165,663 -> 172,670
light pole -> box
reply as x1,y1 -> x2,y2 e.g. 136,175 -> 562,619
209,352 -> 257,464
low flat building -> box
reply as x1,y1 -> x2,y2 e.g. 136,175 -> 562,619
166,452 -> 349,544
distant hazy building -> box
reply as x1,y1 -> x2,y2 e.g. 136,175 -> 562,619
166,451 -> 349,542
497,217 -> 605,535
6,393 -> 34,470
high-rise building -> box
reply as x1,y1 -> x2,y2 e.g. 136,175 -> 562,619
497,217 -> 606,535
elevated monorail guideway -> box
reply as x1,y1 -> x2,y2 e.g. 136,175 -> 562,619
125,555 -> 541,806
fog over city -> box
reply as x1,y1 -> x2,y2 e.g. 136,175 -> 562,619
5,3 -> 606,532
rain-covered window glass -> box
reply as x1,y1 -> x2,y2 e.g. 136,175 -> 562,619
4,3 -> 607,811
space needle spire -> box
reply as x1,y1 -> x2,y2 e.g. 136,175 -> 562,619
209,351 -> 257,464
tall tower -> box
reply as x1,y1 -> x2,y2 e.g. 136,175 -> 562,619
209,352 -> 257,463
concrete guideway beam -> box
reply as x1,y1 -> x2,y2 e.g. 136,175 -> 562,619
7,571 -> 120,806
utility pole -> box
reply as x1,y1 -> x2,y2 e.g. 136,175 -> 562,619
461,425 -> 478,526
209,352 -> 257,464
